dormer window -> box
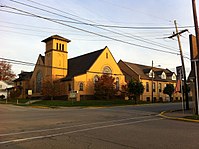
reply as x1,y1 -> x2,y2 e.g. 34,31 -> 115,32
149,70 -> 155,78
172,74 -> 176,80
161,72 -> 166,79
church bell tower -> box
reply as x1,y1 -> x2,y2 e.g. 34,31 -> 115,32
42,35 -> 71,80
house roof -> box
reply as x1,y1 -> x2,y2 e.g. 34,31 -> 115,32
120,60 -> 175,81
42,35 -> 71,43
62,47 -> 105,81
13,71 -> 33,82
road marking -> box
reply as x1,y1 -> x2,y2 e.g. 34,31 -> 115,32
0,118 -> 161,145
0,115 -> 157,137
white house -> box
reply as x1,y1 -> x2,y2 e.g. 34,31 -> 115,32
0,81 -> 13,99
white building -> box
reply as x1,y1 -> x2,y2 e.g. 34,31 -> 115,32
0,81 -> 13,99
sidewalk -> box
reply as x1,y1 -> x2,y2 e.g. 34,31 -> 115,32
159,109 -> 199,123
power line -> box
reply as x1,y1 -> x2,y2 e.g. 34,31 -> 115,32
6,0 -> 185,52
24,0 -> 191,30
1,5 -> 182,56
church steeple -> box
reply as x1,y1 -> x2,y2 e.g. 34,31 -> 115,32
42,35 -> 71,80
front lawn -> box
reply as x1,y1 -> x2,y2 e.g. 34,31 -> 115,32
0,98 -> 30,105
30,99 -> 149,107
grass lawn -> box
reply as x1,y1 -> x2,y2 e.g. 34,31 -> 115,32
30,99 -> 149,107
184,115 -> 199,120
0,98 -> 31,105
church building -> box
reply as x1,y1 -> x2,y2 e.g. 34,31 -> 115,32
15,35 -> 126,100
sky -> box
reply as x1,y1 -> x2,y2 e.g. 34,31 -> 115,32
0,0 -> 198,76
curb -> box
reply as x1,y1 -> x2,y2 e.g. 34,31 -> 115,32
30,106 -> 59,109
159,111 -> 199,123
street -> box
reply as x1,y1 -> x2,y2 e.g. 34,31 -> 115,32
0,103 -> 198,149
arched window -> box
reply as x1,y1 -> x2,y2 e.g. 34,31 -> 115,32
103,66 -> 112,74
94,75 -> 99,83
79,82 -> 84,91
59,43 -> 61,50
116,77 -> 119,90
56,43 -> 58,50
36,71 -> 42,93
62,44 -> 64,51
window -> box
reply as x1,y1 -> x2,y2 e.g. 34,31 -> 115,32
62,44 -> 64,51
146,82 -> 149,92
153,97 -> 157,102
172,74 -> 176,80
36,71 -> 42,93
103,66 -> 112,74
153,82 -> 156,92
158,83 -> 162,92
59,43 -> 61,50
79,82 -> 83,91
106,53 -> 108,59
149,70 -> 155,78
146,97 -> 150,102
159,97 -> 163,102
161,72 -> 166,79
94,75 -> 99,83
56,43 -> 58,50
116,77 -> 119,90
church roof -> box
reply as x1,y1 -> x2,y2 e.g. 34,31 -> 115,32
62,47 -> 105,81
42,35 -> 71,43
39,54 -> 45,64
13,71 -> 33,82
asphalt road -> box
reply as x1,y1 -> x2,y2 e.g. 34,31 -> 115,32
0,103 -> 198,149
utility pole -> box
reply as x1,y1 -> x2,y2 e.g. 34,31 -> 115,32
192,0 -> 199,115
168,20 -> 189,110
151,60 -> 154,103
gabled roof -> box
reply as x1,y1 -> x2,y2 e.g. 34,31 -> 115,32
40,54 -> 45,64
120,60 -> 176,81
156,70 -> 164,75
123,61 -> 152,79
42,35 -> 71,43
62,47 -> 105,81
13,71 -> 33,82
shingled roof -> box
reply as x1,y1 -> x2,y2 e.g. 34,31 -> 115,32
119,60 -> 175,81
42,35 -> 71,43
39,54 -> 45,64
62,47 -> 105,81
13,71 -> 33,82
